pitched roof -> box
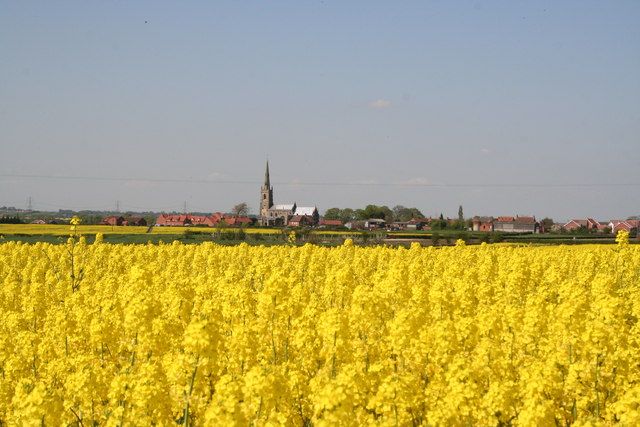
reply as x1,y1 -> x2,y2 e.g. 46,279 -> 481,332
496,216 -> 515,222
515,216 -> 536,224
271,204 -> 295,211
189,215 -> 212,224
294,206 -> 317,216
320,219 -> 343,226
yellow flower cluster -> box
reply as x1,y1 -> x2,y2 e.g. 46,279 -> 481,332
0,241 -> 639,425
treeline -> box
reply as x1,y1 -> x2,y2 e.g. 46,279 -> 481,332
323,205 -> 425,223
324,205 -> 472,230
0,215 -> 24,224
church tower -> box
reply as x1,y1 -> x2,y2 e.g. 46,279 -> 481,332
260,161 -> 273,222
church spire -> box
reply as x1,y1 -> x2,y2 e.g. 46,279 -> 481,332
264,160 -> 270,188
260,160 -> 274,224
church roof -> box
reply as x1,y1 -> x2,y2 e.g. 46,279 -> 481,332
295,206 -> 317,216
271,204 -> 295,211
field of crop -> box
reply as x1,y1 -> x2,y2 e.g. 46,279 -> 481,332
0,224 -> 149,235
150,226 -> 279,235
0,224 -> 357,237
0,237 -> 638,425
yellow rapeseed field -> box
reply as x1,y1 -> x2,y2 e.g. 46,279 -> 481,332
0,224 -> 148,235
0,236 -> 638,425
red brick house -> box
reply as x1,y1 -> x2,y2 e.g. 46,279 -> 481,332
471,216 -> 494,232
155,214 -> 192,226
127,217 -> 147,226
221,216 -> 254,226
209,212 -> 254,226
563,218 -> 602,232
101,216 -> 126,226
288,215 -> 314,227
609,220 -> 639,234
319,218 -> 343,228
155,213 -> 253,227
189,215 -> 216,227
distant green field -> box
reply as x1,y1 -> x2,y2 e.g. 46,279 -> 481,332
151,226 -> 279,234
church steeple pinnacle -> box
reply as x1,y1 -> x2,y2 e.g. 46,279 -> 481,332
264,160 -> 271,188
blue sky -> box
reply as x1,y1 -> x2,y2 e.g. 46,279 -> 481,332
1,1 -> 638,220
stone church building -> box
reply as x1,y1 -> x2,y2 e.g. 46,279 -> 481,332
260,162 -> 319,226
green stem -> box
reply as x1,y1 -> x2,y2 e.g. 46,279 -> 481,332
184,356 -> 200,427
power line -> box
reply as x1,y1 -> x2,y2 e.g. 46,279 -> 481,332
1,173 -> 639,189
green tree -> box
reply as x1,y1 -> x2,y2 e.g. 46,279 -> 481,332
540,218 -> 554,233
364,205 -> 385,219
358,205 -> 393,222
458,205 -> 464,222
340,208 -> 356,223
451,219 -> 466,230
324,208 -> 341,220
429,213 -> 448,230
392,205 -> 424,222
355,209 -> 367,220
392,205 -> 407,221
232,202 -> 249,216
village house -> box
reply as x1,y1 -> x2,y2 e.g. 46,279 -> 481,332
318,218 -> 343,228
101,216 -> 147,226
155,214 -> 193,227
288,215 -> 315,227
220,216 -> 254,226
513,216 -> 538,233
493,216 -> 539,233
101,216 -> 126,226
471,216 -> 494,232
406,218 -> 430,231
155,213 -> 253,227
562,218 -> 604,232
608,219 -> 639,234
389,221 -> 408,231
365,218 -> 386,229
127,217 -> 147,226
344,220 -> 365,230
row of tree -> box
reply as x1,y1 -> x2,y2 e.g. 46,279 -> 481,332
0,215 -> 24,224
323,205 -> 475,230
323,205 -> 423,223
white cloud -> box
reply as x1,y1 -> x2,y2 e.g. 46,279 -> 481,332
350,179 -> 378,185
368,99 -> 391,109
397,177 -> 431,186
